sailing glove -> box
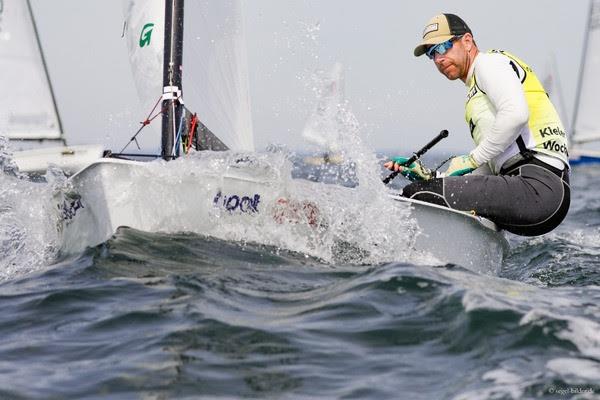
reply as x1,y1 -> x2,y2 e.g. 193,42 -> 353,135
443,155 -> 479,176
386,156 -> 434,181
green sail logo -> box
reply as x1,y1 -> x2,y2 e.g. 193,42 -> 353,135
139,23 -> 154,48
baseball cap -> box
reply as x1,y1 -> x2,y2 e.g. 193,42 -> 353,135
414,13 -> 472,57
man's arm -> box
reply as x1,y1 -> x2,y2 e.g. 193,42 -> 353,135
469,53 -> 529,165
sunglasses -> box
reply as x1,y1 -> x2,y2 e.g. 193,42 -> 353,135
425,36 -> 463,60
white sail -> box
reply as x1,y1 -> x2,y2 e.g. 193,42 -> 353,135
183,0 -> 254,151
302,62 -> 345,152
0,0 -> 62,140
542,55 -> 569,130
122,0 -> 165,133
122,0 -> 254,152
572,0 -> 600,144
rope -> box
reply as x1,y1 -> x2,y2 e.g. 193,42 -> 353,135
185,113 -> 198,154
118,95 -> 167,153
433,156 -> 455,174
172,107 -> 186,156
116,92 -> 202,158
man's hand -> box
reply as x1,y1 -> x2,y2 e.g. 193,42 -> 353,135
443,154 -> 478,176
384,156 -> 434,181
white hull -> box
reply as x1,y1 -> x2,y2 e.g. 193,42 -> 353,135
390,195 -> 508,274
569,147 -> 600,165
13,144 -> 104,175
57,159 -> 508,274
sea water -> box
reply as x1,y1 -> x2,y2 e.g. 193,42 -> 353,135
1,130 -> 600,399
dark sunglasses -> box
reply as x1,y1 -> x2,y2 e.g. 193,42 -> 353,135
426,36 -> 463,60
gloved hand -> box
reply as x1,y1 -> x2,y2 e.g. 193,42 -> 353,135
443,154 -> 479,176
384,156 -> 434,181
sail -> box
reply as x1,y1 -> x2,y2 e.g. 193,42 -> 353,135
122,0 -> 165,130
302,62 -> 345,152
0,1 -> 62,140
572,0 -> 600,144
542,55 -> 569,130
122,0 -> 254,152
182,0 -> 254,151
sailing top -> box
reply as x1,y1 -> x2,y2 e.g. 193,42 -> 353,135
465,50 -> 569,174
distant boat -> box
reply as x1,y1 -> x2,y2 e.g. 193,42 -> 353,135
570,0 -> 600,165
0,0 -> 103,174
303,152 -> 344,166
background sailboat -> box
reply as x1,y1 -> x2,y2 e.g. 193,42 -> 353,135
570,0 -> 600,164
0,0 -> 103,174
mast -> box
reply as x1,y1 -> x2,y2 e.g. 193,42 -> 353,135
161,0 -> 184,160
571,0 -> 594,143
26,0 -> 65,145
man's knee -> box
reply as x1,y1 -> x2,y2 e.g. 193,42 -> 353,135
401,179 -> 448,207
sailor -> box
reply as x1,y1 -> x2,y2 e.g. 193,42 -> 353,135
384,13 -> 570,236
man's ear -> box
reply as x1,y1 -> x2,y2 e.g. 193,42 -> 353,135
463,33 -> 475,51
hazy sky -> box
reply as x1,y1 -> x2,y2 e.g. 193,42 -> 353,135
31,1 -> 589,154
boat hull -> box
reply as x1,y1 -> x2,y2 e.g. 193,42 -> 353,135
390,195 -> 508,274
13,144 -> 104,175
57,159 -> 508,274
569,149 -> 600,165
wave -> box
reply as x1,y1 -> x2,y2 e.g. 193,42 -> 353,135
6,232 -> 596,397
0,139 -> 65,281
1,231 -> 599,398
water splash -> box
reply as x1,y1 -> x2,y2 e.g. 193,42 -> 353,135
0,136 -> 22,178
135,148 -> 421,265
0,138 -> 62,281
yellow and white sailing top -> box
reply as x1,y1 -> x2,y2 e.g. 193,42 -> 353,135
465,50 -> 568,173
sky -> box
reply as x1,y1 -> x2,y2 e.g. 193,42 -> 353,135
31,1 -> 589,155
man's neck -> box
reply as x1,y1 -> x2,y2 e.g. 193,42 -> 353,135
461,48 -> 480,83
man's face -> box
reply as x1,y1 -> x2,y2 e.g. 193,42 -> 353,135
431,36 -> 468,81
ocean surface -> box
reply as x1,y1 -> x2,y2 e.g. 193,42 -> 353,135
1,151 -> 600,399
